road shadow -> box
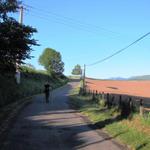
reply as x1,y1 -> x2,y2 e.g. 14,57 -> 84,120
18,113 -> 127,150
2,81 -> 128,150
75,130 -> 127,149
94,115 -> 122,129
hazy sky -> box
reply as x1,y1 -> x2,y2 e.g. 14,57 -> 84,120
17,0 -> 150,78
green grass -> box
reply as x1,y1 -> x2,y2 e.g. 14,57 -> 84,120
69,87 -> 150,150
106,123 -> 150,150
0,71 -> 68,107
141,114 -> 150,127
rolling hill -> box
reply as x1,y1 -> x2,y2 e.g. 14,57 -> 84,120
129,75 -> 150,80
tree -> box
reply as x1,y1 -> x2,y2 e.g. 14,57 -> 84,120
39,48 -> 64,76
0,0 -> 38,73
72,64 -> 82,75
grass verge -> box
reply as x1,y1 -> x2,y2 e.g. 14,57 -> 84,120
0,72 -> 68,107
69,87 -> 150,150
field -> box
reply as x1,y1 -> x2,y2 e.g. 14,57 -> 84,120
86,78 -> 150,98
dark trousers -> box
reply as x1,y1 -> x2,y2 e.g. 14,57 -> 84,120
45,92 -> 49,103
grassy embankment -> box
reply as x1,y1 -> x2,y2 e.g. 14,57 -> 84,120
69,85 -> 150,150
0,67 -> 68,107
0,67 -> 68,146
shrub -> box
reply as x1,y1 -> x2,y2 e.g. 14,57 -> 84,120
99,99 -> 106,107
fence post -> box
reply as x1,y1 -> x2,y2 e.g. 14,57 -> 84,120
139,99 -> 144,116
88,89 -> 91,95
111,95 -> 115,107
102,92 -> 105,100
95,90 -> 97,95
119,95 -> 122,109
129,97 -> 133,110
92,90 -> 95,101
99,92 -> 102,99
128,97 -> 133,114
106,93 -> 110,108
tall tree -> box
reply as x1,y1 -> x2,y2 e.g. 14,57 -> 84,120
0,0 -> 38,73
72,64 -> 82,75
39,48 -> 64,76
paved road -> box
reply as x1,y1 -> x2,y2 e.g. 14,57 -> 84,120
2,81 -> 128,150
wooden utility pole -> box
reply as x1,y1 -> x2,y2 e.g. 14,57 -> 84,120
19,6 -> 23,24
15,6 -> 24,84
83,64 -> 86,89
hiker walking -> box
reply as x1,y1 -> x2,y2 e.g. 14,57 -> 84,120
44,82 -> 50,103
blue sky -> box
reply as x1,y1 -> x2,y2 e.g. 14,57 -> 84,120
15,0 -> 150,78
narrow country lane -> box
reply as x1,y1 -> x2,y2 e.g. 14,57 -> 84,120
2,81 -> 128,150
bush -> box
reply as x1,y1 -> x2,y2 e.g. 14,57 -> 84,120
99,99 -> 106,107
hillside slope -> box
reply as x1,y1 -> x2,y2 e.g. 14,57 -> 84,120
0,69 -> 68,107
129,75 -> 150,80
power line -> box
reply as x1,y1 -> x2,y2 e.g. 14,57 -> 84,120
23,4 -> 150,68
25,10 -> 121,39
87,32 -> 150,66
25,11 -> 107,35
24,12 -> 126,42
23,3 -> 121,37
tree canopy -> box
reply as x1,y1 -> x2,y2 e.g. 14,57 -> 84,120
0,0 -> 38,73
39,48 -> 64,76
72,64 -> 82,75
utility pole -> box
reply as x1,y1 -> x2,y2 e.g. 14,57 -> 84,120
19,6 -> 23,24
83,64 -> 86,90
15,6 -> 24,84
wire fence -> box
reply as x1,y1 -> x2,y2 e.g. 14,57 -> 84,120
79,86 -> 150,117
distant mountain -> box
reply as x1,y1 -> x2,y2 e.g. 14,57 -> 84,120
87,75 -> 150,81
108,75 -> 150,80
129,75 -> 150,80
108,77 -> 127,80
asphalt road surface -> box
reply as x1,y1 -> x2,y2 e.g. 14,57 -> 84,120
2,81 -> 128,150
